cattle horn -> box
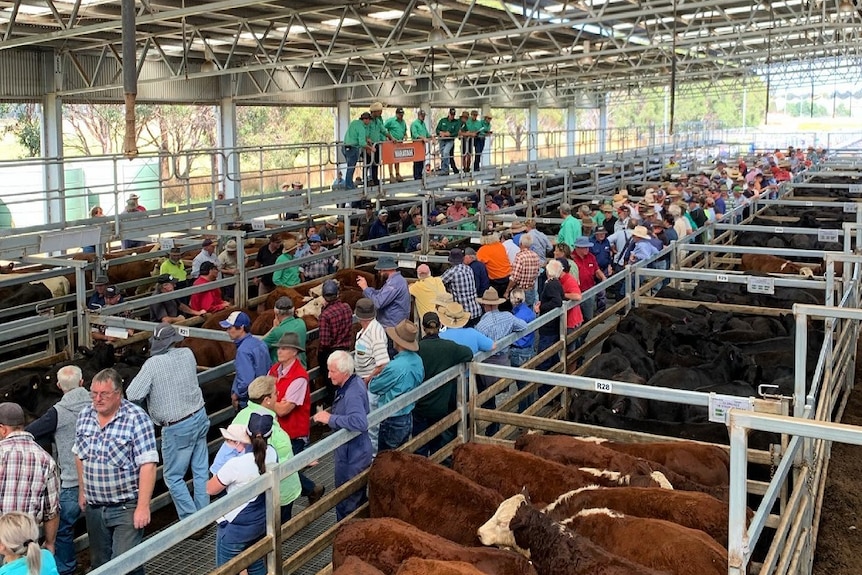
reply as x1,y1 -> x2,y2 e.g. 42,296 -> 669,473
800,267 -> 814,278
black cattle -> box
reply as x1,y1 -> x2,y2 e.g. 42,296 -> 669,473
645,345 -> 757,422
0,282 -> 53,321
654,285 -> 718,303
617,313 -> 663,355
0,368 -> 48,416
570,351 -> 632,422
600,332 -> 655,379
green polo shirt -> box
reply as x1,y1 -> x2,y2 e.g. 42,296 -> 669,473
263,315 -> 308,366
411,119 -> 430,140
368,115 -> 388,143
384,117 -> 407,141
344,118 -> 368,148
464,118 -> 483,135
436,117 -> 461,140
477,119 -> 492,138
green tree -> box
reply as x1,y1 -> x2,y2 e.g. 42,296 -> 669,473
0,103 -> 41,157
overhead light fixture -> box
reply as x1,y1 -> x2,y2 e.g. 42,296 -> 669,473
838,0 -> 855,14
200,59 -> 218,73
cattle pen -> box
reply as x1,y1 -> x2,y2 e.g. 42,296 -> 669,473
1,146 -> 861,574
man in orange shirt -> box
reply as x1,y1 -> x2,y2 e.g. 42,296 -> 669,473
476,232 -> 511,301
189,261 -> 229,314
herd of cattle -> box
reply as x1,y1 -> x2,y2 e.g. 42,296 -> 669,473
332,439 -> 737,575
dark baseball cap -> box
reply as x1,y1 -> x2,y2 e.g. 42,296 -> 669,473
360,112 -> 372,120
422,312 -> 440,329
396,107 -> 404,114
448,107 -> 456,115
0,402 -> 25,426
157,274 -> 176,284
202,238 -> 214,247
105,285 -> 120,298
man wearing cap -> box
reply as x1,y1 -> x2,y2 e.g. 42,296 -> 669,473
149,274 -> 206,323
410,109 -> 432,180
189,261 -> 229,314
0,401 -> 61,555
312,351 -> 372,520
272,237 -> 301,289
573,236 -> 606,324
255,234 -> 284,298
267,335 -> 324,504
369,320 -> 424,451
459,110 -> 480,173
74,368 -> 158,575
473,112 -> 492,171
441,248 -> 483,325
299,234 -> 338,283
384,107 -> 408,182
317,279 -> 354,402
343,111 -> 373,189
91,285 -> 133,342
25,365 -> 89,575
446,197 -> 468,222
319,217 -> 340,249
366,102 -> 392,186
217,239 -> 241,302
557,203 -> 582,249
436,107 -> 461,175
126,323 -> 210,521
87,275 -> 110,310
262,296 -> 307,366
367,209 -> 391,251
191,238 -> 220,279
357,256 -> 410,328
590,226 -> 613,282
222,311 -> 271,410
412,312 -> 473,457
409,264 -> 447,322
352,298 -> 389,455
160,247 -> 189,289
353,201 -> 376,243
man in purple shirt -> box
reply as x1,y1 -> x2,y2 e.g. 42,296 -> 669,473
356,256 -> 410,328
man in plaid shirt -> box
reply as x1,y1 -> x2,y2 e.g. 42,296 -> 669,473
317,280 -> 354,401
0,402 -> 60,552
504,234 -> 541,307
441,248 -> 482,325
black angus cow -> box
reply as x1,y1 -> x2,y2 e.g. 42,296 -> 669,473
644,344 -> 758,422
600,332 -> 655,379
617,313 -> 663,356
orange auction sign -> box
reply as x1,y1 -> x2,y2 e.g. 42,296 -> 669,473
380,141 -> 426,164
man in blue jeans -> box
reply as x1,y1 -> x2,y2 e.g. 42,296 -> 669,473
74,367 -> 159,575
343,111 -> 372,189
127,323 -> 210,523
507,288 -> 537,412
369,320 -> 424,451
25,365 -> 91,575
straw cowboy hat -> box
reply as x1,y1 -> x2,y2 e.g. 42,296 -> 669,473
476,287 -> 506,306
631,225 -> 650,239
385,320 -> 419,351
438,302 -> 470,328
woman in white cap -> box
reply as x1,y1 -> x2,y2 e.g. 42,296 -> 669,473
207,413 -> 277,575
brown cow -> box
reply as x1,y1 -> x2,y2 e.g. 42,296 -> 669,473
740,253 -> 817,277
451,443 -> 659,507
478,495 -> 664,575
562,509 -> 727,575
544,485 -> 741,547
332,556 -> 384,575
333,518 -> 536,575
395,558 -> 488,575
514,434 -> 729,501
175,337 -> 235,368
574,436 -> 730,486
368,451 -> 503,547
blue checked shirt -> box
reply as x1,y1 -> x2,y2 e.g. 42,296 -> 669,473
441,263 -> 483,319
475,309 -> 528,355
73,400 -> 159,505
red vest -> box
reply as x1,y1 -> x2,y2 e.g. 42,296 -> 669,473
268,360 -> 311,439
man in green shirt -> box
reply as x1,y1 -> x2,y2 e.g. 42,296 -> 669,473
410,109 -> 432,180
273,237 -> 301,289
474,112 -> 493,171
366,102 -> 392,186
556,202 -> 582,250
262,297 -> 308,366
343,112 -> 372,190
384,107 -> 408,183
435,107 -> 461,175
459,110 -> 479,173
159,247 -> 189,290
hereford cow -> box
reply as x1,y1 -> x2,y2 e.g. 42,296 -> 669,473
740,253 -> 817,277
544,485 -> 741,546
514,434 -> 732,500
575,436 -> 730,486
562,509 -> 728,575
451,443 -> 658,507
368,451 -> 504,546
396,558 -> 488,575
333,556 -> 384,575
332,518 -> 537,575
478,494 -> 664,575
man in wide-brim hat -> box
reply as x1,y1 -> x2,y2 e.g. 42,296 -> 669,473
476,287 -> 506,306
369,320 -> 424,451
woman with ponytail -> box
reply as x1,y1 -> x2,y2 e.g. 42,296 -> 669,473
206,412 -> 277,575
0,512 -> 58,575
